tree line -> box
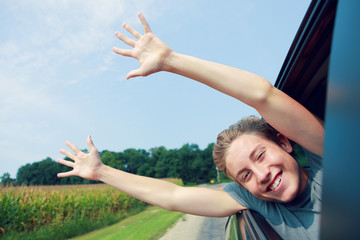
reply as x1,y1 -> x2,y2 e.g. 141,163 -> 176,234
1,143 -> 230,186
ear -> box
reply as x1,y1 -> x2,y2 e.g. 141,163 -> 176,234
277,133 -> 293,153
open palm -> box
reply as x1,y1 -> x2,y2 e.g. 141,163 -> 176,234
112,12 -> 173,79
57,135 -> 103,181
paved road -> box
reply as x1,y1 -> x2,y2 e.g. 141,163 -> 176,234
159,183 -> 229,240
198,216 -> 229,239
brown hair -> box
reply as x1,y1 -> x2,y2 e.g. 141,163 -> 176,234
213,116 -> 280,177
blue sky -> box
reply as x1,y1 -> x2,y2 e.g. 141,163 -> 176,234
0,0 -> 310,178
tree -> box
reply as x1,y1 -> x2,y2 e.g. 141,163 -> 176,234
101,150 -> 125,170
176,144 -> 202,184
122,149 -> 149,174
152,147 -> 174,178
137,147 -> 159,177
201,143 -> 217,181
17,163 -> 33,185
0,172 -> 15,186
13,142 -> 221,186
16,158 -> 60,185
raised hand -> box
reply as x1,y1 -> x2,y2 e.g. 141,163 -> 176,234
112,12 -> 173,79
57,135 -> 103,181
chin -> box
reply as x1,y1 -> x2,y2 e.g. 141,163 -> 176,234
280,195 -> 296,203
263,187 -> 299,203
280,187 -> 299,203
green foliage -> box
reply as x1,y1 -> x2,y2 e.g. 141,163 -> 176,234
0,173 -> 15,186
122,149 -> 149,174
218,171 -> 233,183
1,206 -> 146,240
0,185 -> 147,239
293,144 -> 309,167
0,179 -> 184,239
16,157 -> 99,186
16,157 -> 61,185
69,206 -> 184,240
100,150 -> 125,170
14,142 -> 220,186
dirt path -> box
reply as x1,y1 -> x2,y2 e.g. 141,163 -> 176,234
159,183 -> 229,240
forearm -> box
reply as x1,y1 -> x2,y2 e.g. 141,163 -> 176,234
97,164 -> 178,210
96,164 -> 243,217
162,52 -> 324,153
163,52 -> 273,108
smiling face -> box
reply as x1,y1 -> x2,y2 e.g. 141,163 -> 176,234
226,133 -> 307,203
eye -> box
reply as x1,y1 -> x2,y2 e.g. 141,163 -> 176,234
257,152 -> 265,161
243,171 -> 251,181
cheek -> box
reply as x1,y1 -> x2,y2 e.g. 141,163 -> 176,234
272,152 -> 299,171
285,158 -> 301,174
244,182 -> 261,195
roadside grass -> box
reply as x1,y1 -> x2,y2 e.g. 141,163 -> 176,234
70,206 -> 184,240
0,206 -> 147,240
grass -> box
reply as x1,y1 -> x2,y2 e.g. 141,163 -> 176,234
0,206 -> 146,240
70,206 -> 184,240
0,184 -> 146,235
1,180 -> 185,240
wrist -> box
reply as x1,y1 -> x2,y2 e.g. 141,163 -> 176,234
95,163 -> 108,182
162,51 -> 179,73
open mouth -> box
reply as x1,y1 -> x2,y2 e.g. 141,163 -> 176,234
267,172 -> 282,192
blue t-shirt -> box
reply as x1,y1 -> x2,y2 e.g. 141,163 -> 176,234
223,147 -> 322,239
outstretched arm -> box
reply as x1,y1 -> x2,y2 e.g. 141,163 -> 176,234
57,136 -> 244,217
113,13 -> 324,155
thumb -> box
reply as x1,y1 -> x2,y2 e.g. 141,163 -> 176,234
126,68 -> 144,79
87,135 -> 96,152
57,170 -> 75,178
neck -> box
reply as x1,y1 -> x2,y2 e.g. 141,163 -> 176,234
297,167 -> 309,197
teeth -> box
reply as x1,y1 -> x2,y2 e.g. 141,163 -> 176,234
269,175 -> 281,190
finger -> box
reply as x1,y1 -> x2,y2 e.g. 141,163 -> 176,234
115,31 -> 136,47
112,47 -> 133,57
57,170 -> 75,178
87,135 -> 96,152
57,158 -> 75,168
60,148 -> 76,160
122,22 -> 142,40
65,141 -> 81,154
138,12 -> 151,33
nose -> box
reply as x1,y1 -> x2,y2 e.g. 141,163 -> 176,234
253,166 -> 270,184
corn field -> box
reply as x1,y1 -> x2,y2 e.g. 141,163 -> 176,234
0,184 -> 147,235
0,178 -> 183,237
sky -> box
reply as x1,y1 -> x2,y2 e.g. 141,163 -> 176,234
0,0 -> 311,179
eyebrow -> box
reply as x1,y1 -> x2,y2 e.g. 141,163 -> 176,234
249,145 -> 259,161
250,144 -> 263,161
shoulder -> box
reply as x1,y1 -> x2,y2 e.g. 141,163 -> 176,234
223,182 -> 258,209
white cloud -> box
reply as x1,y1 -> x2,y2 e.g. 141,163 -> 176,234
0,0 -> 170,178
0,0 -> 165,83
0,0 -> 167,105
